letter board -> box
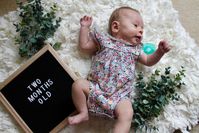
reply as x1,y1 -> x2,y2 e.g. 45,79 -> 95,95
0,44 -> 78,133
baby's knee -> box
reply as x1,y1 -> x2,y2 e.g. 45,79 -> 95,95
115,101 -> 134,121
72,79 -> 82,88
117,109 -> 133,123
123,107 -> 133,120
72,79 -> 87,88
72,79 -> 90,94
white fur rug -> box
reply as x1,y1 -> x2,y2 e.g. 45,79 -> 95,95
0,0 -> 199,133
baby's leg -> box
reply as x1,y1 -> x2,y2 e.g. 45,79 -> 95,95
68,79 -> 90,125
113,99 -> 133,133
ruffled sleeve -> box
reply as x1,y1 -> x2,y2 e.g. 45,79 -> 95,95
91,25 -> 110,48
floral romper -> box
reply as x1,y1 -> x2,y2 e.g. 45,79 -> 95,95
87,27 -> 142,118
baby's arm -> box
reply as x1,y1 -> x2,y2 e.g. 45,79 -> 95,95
138,40 -> 171,66
79,16 -> 98,54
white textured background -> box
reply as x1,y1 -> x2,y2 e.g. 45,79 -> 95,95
0,0 -> 199,133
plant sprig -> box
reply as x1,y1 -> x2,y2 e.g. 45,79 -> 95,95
14,0 -> 61,57
133,66 -> 186,132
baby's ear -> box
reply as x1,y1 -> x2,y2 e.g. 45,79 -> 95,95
111,21 -> 120,34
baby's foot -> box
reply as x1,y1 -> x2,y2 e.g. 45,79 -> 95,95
68,112 -> 89,125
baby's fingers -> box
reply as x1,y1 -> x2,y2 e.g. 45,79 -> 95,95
162,44 -> 172,53
80,15 -> 93,27
164,45 -> 171,52
159,40 -> 172,53
81,16 -> 92,21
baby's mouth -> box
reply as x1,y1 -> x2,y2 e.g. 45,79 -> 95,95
135,36 -> 142,43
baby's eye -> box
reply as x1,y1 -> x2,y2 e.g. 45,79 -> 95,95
133,24 -> 138,27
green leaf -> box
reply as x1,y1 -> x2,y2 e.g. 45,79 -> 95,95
165,67 -> 171,75
155,69 -> 160,75
53,42 -> 61,50
30,38 -> 37,43
141,93 -> 148,97
143,100 -> 149,104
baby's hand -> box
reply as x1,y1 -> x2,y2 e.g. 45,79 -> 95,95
80,16 -> 92,28
158,40 -> 171,54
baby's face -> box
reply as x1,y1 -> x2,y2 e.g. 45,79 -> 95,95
114,9 -> 144,45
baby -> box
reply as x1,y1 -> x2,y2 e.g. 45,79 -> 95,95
68,6 -> 171,133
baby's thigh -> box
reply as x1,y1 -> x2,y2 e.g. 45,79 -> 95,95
114,99 -> 133,120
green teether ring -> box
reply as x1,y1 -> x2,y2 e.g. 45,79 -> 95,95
142,43 -> 156,55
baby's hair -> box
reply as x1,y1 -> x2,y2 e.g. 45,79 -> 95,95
108,6 -> 140,35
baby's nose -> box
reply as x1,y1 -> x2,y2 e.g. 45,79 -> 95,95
138,27 -> 143,35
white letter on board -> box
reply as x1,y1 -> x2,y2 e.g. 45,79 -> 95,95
31,79 -> 41,88
28,95 -> 35,102
48,79 -> 53,85
32,92 -> 38,98
27,85 -> 32,91
38,98 -> 43,104
46,91 -> 51,98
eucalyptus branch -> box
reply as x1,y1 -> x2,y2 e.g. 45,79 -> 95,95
133,66 -> 186,132
14,0 -> 61,57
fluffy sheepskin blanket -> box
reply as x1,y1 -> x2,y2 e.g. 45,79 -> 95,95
0,0 -> 199,133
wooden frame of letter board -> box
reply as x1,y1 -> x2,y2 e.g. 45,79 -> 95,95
0,44 -> 78,133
